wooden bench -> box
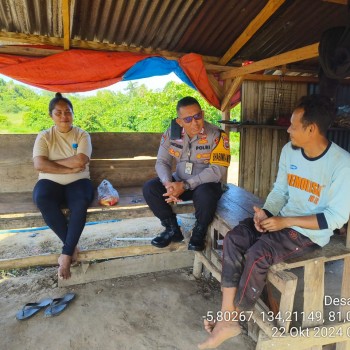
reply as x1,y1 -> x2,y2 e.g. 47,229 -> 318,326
0,132 -> 193,230
193,184 -> 350,350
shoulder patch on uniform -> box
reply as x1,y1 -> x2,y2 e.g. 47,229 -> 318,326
210,131 -> 231,167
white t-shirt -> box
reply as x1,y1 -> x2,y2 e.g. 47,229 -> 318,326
33,126 -> 92,185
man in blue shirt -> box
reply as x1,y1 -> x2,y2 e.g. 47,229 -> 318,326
198,94 -> 350,349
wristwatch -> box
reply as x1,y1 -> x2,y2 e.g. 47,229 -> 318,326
182,181 -> 191,191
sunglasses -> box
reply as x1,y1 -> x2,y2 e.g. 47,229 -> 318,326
178,111 -> 203,124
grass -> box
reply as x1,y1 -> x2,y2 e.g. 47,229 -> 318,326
0,112 -> 34,133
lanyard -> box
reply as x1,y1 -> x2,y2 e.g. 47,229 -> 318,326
188,141 -> 192,162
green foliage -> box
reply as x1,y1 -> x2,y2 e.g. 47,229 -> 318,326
0,78 -> 241,149
0,114 -> 8,126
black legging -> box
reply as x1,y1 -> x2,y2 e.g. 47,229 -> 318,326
33,178 -> 94,256
143,177 -> 223,227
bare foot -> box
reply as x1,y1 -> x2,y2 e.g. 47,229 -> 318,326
198,319 -> 241,349
72,246 -> 80,263
204,319 -> 216,334
58,254 -> 72,280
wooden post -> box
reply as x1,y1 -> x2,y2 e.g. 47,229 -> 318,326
336,256 -> 350,350
192,253 -> 203,278
346,217 -> 350,248
302,260 -> 325,328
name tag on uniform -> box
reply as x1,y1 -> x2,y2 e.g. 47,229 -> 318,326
185,162 -> 193,175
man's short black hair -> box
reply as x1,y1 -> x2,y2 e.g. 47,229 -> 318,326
295,94 -> 335,135
176,96 -> 201,112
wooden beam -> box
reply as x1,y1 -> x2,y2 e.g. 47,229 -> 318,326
0,243 -> 187,270
245,73 -> 319,83
0,31 -> 220,63
219,0 -> 285,65
208,74 -> 224,100
220,43 -> 319,80
0,46 -> 63,57
322,0 -> 347,4
59,251 -> 194,287
257,322 -> 350,350
0,31 -> 63,46
62,0 -> 70,50
205,63 -> 238,73
220,76 -> 244,111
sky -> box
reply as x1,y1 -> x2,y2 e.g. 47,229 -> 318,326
0,72 -> 183,95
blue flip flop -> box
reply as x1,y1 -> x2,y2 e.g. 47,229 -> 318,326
44,293 -> 76,317
16,298 -> 53,320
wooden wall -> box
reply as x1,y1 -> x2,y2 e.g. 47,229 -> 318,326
238,126 -> 289,199
0,132 -> 162,193
238,80 -> 307,199
238,81 -> 350,199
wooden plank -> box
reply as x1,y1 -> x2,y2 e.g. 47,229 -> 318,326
259,128 -> 273,198
302,261 -> 324,328
347,219 -> 350,248
336,342 -> 350,350
214,184 -> 263,229
62,0 -> 70,50
219,0 -> 286,65
90,132 -> 161,158
245,128 -> 259,193
192,253 -> 203,278
0,134 -> 37,162
269,129 -> 279,196
0,200 -> 194,230
271,235 -> 350,271
340,256 -> 350,316
220,76 -> 244,111
268,271 -> 298,332
208,74 -> 224,100
253,299 -> 281,338
220,44 -> 319,80
0,133 -> 161,161
89,158 -> 157,187
256,321 -> 350,350
0,160 -> 38,193
254,129 -> 263,196
0,187 -> 194,230
0,46 -> 63,57
0,242 -> 188,270
322,0 -> 347,4
58,250 -> 194,286
0,132 -> 162,192
194,252 -> 221,282
244,74 -> 319,84
0,31 -> 220,64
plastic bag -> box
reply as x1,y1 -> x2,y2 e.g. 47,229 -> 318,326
97,179 -> 119,206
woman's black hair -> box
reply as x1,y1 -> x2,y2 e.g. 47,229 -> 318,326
48,92 -> 74,115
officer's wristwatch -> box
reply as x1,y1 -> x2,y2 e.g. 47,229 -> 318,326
182,181 -> 191,191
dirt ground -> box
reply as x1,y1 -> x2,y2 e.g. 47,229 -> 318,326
0,165 -> 343,350
0,217 -> 256,350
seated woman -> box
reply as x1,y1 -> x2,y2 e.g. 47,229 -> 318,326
32,92 -> 94,280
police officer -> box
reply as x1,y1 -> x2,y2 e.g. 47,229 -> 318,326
143,96 -> 231,251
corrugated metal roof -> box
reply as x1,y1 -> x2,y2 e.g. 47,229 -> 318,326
0,0 -> 348,68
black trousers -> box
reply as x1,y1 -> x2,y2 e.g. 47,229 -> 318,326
33,178 -> 94,256
221,218 -> 318,310
142,177 -> 223,227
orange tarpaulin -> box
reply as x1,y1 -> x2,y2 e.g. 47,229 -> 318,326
0,48 -> 221,109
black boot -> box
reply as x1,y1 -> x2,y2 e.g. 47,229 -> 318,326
188,221 -> 207,251
151,217 -> 184,248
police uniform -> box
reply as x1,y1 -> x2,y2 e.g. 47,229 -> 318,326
143,121 -> 231,228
